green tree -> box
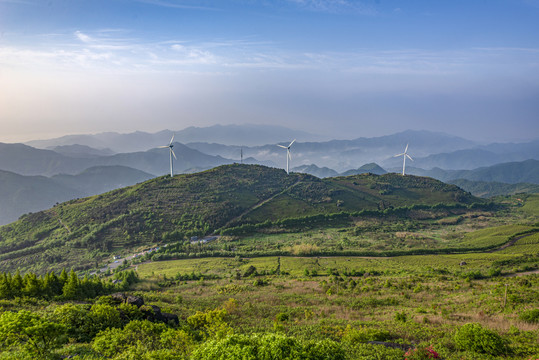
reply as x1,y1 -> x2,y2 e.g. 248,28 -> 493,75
92,320 -> 167,357
62,270 -> 80,299
0,273 -> 13,299
11,270 -> 23,297
0,310 -> 66,359
23,273 -> 41,298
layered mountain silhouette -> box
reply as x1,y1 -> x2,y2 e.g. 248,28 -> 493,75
0,166 -> 153,225
26,124 -> 325,151
0,142 -> 232,176
0,127 -> 537,224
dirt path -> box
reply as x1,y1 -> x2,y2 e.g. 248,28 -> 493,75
503,269 -> 539,277
50,210 -> 72,234
216,179 -> 303,231
488,231 -> 538,253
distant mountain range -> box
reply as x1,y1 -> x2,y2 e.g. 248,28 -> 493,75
291,163 -> 387,178
340,163 -> 387,176
402,159 -> 539,185
448,179 -> 539,198
26,124 -> 326,152
0,166 -> 153,225
393,141 -> 539,170
0,142 -> 232,177
48,144 -> 115,157
187,129 -> 480,172
0,126 -> 537,225
19,126 -> 539,172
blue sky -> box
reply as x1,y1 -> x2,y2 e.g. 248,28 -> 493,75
1,0 -> 538,143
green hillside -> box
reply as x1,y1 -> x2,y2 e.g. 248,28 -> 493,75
449,178 -> 539,198
0,164 -> 480,273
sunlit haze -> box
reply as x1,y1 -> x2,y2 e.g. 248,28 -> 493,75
1,0 -> 538,143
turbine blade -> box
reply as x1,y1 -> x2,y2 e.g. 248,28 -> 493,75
277,145 -> 288,149
169,133 -> 175,145
406,154 -> 413,161
404,144 -> 409,153
171,148 -> 177,160
158,146 -> 169,148
394,153 -> 404,157
288,139 -> 296,147
288,150 -> 292,161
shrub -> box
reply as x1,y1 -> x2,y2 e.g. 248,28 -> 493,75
0,310 -> 67,358
302,338 -> 346,360
519,309 -> 539,324
191,333 -> 344,360
342,325 -> 392,344
454,323 -> 506,355
345,343 -> 405,360
394,311 -> 407,322
404,345 -> 441,359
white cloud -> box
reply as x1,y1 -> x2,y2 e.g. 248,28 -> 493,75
75,31 -> 92,43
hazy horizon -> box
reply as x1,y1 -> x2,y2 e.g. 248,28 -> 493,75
7,124 -> 538,147
1,1 -> 538,144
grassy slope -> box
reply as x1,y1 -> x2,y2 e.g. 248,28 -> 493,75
0,165 -> 479,273
243,172 -> 476,223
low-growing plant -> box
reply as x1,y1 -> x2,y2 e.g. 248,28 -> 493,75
519,309 -> 539,324
454,323 -> 507,355
404,345 -> 441,359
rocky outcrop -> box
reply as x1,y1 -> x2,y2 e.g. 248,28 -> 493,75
110,292 -> 179,325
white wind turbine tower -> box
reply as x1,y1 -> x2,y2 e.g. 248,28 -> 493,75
159,134 -> 177,177
277,139 -> 296,175
394,144 -> 413,176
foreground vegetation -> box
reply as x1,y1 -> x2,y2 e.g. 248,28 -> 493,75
1,250 -> 537,359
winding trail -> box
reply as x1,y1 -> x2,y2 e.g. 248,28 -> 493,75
488,231 -> 538,253
216,179 -> 303,232
503,269 -> 539,277
50,210 -> 71,234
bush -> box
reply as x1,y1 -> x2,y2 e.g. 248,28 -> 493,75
191,333 -> 344,360
342,325 -> 392,344
394,311 -> 407,322
345,343 -> 404,360
454,323 -> 506,355
302,338 -> 346,360
0,310 -> 67,358
519,309 -> 539,324
404,345 -> 441,359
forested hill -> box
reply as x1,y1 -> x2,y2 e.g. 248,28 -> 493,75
0,164 -> 480,273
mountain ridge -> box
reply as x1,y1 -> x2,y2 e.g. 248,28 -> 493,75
0,164 -> 479,273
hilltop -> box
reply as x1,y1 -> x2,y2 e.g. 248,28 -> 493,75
0,164 -> 480,273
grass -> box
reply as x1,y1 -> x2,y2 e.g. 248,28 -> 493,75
521,194 -> 539,217
453,224 -> 535,248
136,251 -> 532,280
129,249 -> 539,359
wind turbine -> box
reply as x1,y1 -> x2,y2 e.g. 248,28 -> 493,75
394,144 -> 413,176
159,134 -> 177,177
277,139 -> 296,175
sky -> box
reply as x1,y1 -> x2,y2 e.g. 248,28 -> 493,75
0,0 -> 538,143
